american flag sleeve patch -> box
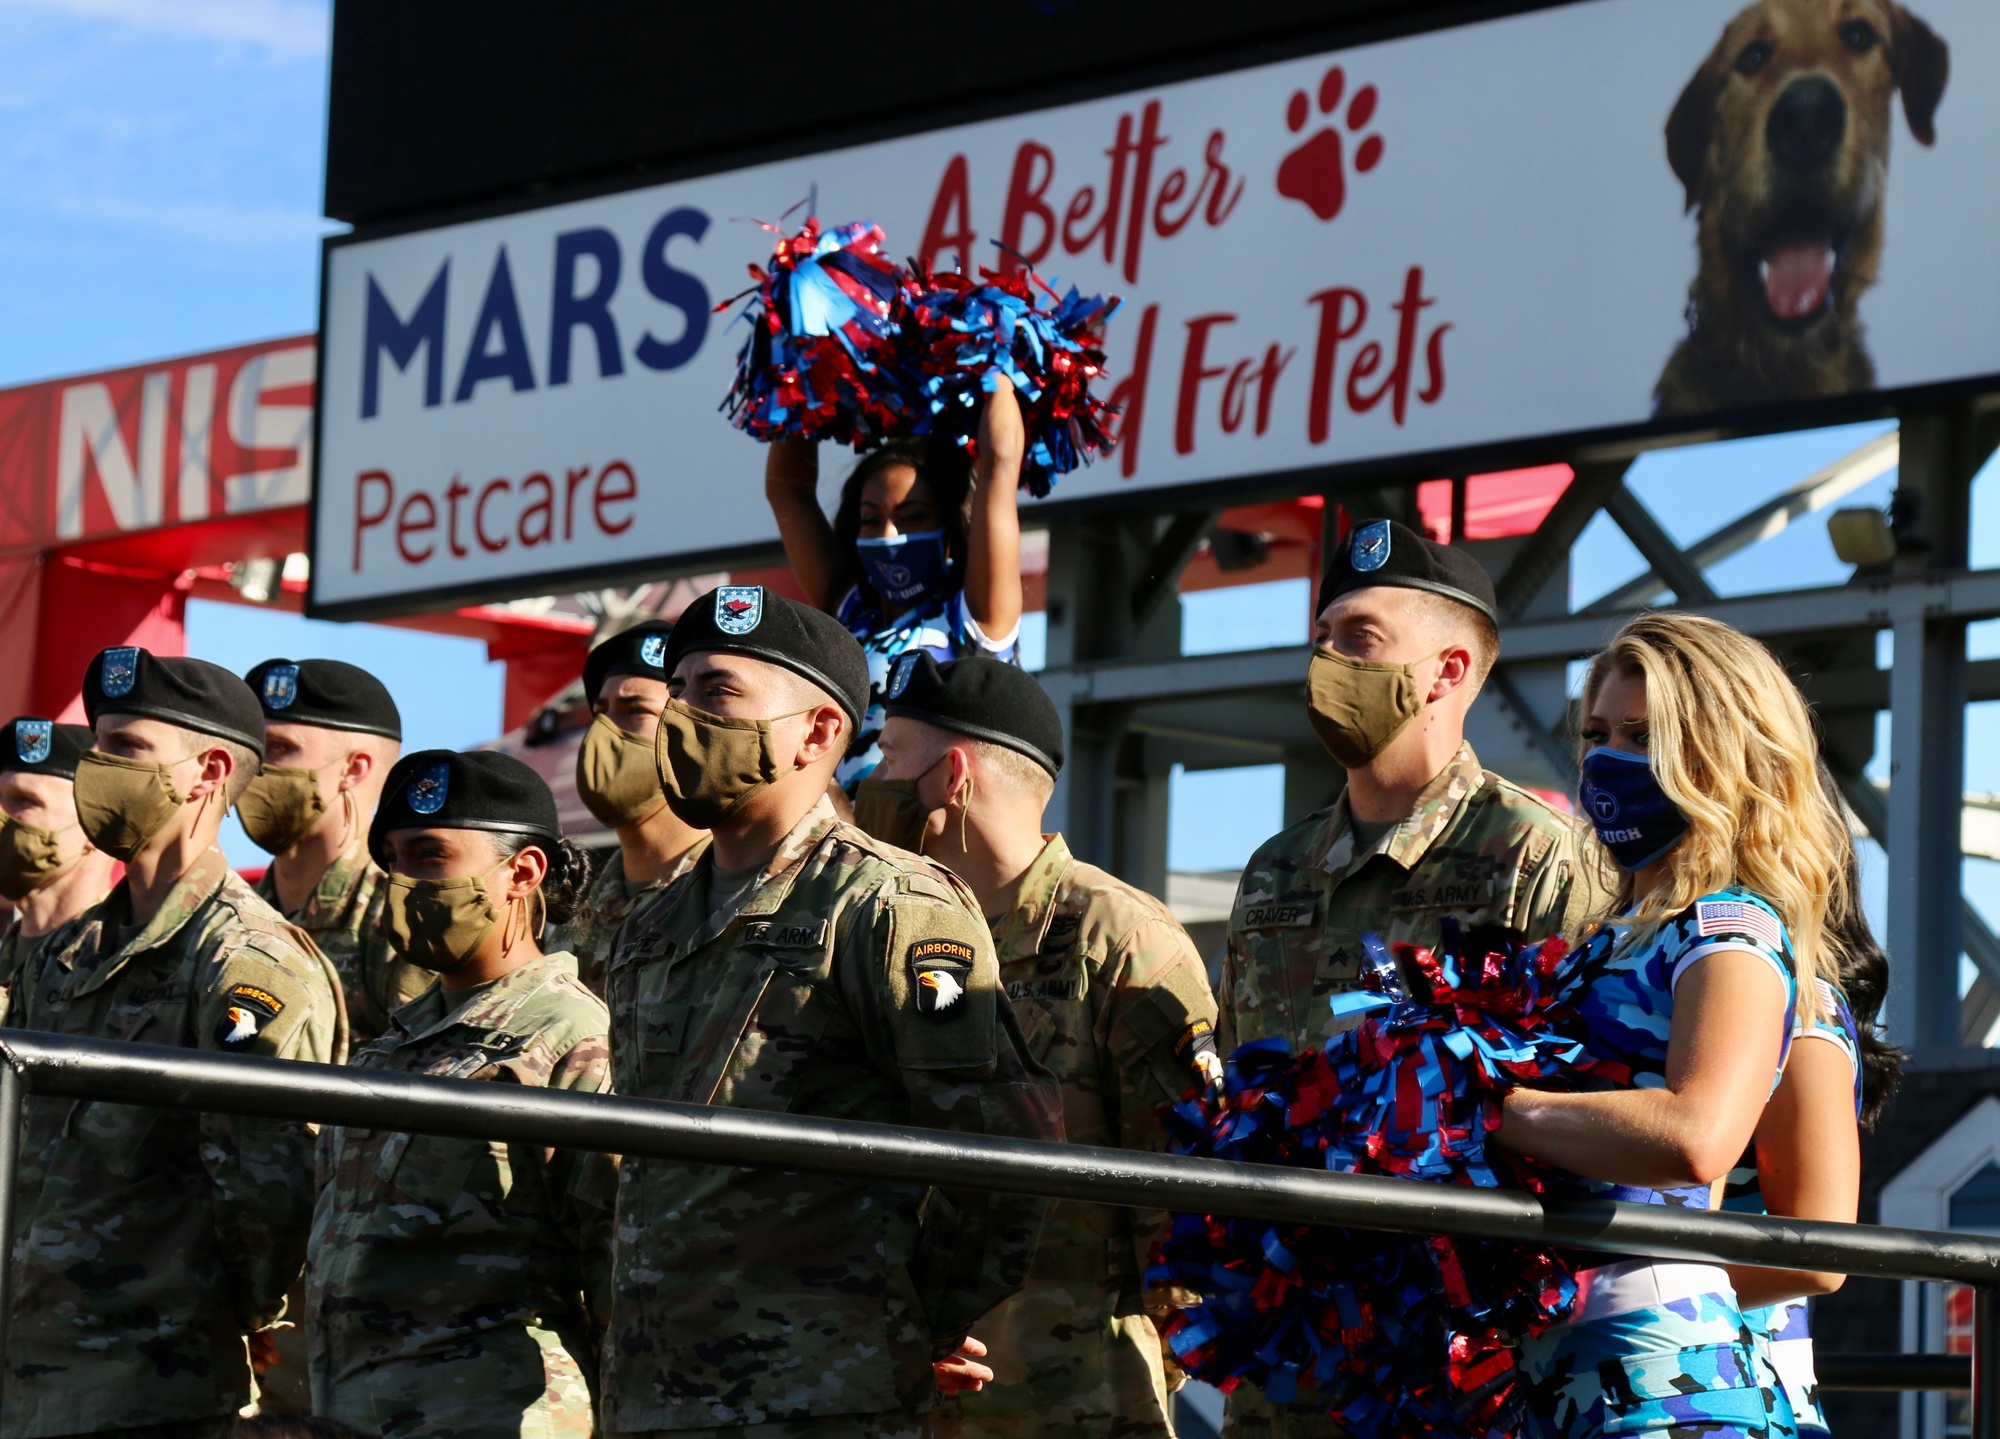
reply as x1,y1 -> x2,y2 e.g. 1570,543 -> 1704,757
1695,899 -> 1785,952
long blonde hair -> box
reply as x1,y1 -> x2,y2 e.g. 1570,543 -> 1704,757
1581,613 -> 1850,1024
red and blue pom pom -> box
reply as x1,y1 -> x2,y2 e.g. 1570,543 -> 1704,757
720,220 -> 1120,494
1150,926 -> 1628,1437
906,262 -> 1121,498
719,218 -> 914,447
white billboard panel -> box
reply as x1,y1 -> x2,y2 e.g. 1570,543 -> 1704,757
313,0 -> 2000,616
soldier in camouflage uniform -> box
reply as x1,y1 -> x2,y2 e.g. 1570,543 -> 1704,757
560,620 -> 709,993
1219,522 -> 1613,1439
602,587 -> 1061,1439
308,750 -> 615,1439
859,653 -> 1220,1439
239,658 -> 425,1043
3,647 -> 346,1439
0,719 -> 117,1024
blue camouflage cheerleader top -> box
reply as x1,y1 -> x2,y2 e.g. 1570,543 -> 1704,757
1556,886 -> 1800,1209
833,584 -> 1020,792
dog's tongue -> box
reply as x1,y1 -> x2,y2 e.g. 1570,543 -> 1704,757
1762,243 -> 1835,320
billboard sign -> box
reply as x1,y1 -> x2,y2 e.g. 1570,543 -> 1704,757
313,0 -> 2000,617
0,336 -> 315,561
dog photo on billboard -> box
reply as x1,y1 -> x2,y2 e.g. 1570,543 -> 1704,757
1654,0 -> 1948,417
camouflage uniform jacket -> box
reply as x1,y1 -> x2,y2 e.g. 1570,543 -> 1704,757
306,949 -> 616,1439
557,839 -> 709,997
0,918 -> 42,1027
256,841 -> 427,1045
2,847 -> 347,1438
938,835 -> 1218,1439
602,795 -> 1062,1433
1220,743 -> 1613,1057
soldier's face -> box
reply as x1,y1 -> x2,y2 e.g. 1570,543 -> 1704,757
93,715 -> 219,792
0,770 -> 81,837
1314,587 -> 1440,668
264,723 -> 351,803
597,674 -> 670,741
874,718 -> 952,804
1581,667 -> 1652,757
384,826 -> 504,881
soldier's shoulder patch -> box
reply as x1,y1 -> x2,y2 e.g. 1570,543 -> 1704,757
910,937 -> 976,1020
216,982 -> 284,1049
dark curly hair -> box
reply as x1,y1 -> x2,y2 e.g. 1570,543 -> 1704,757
491,833 -> 595,931
828,438 -> 973,611
1827,835 -> 1902,1128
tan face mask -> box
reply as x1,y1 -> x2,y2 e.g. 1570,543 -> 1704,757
237,760 -> 341,855
1305,648 -> 1432,769
654,699 -> 813,830
73,750 -> 199,861
0,818 -> 81,901
384,857 -> 510,974
577,712 -> 667,830
854,778 -> 930,852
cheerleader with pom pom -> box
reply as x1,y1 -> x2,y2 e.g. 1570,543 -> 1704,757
1493,613 -> 1859,1439
763,380 -> 1026,793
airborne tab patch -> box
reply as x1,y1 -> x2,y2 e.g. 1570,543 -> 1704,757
215,983 -> 284,1050
909,937 -> 975,1020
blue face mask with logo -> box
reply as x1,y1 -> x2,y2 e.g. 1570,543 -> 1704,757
856,530 -> 953,610
1578,746 -> 1690,871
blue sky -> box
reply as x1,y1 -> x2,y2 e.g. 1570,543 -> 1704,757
7,0 -> 1995,945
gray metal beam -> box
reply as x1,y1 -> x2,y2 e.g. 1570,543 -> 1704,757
1487,667 -> 1579,785
1038,568 -> 2000,709
1130,510 -> 1219,628
1601,485 -> 1719,605
1591,431 -> 1900,612
1493,460 -> 1631,621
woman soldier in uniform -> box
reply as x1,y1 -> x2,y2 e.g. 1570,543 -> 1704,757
305,750 -> 612,1439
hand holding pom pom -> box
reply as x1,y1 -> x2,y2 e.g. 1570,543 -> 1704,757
1150,924 -> 1624,1437
720,218 -> 915,446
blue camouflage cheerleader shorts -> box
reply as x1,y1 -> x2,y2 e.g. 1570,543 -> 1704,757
1520,1286 -> 1794,1439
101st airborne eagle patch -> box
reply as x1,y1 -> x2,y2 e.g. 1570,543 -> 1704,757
216,983 -> 285,1050
909,938 -> 975,1020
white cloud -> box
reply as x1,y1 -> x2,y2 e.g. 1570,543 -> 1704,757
44,191 -> 340,244
0,0 -> 328,59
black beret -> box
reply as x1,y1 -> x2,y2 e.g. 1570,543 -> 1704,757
582,620 -> 674,704
370,749 -> 568,882
243,658 -> 402,741
663,586 -> 870,727
82,647 -> 266,758
1317,518 -> 1499,623
0,718 -> 94,781
882,654 -> 1063,778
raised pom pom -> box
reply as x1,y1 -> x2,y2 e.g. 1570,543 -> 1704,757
907,262 -> 1120,498
1151,925 -> 1624,1437
719,218 -> 915,446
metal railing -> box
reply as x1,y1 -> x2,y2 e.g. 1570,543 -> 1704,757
0,1029 -> 1991,1427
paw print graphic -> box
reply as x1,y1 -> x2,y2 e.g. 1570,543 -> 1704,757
1277,65 -> 1385,222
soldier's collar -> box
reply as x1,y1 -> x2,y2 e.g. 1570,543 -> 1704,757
1316,743 -> 1485,876
687,797 -> 837,950
990,834 -> 1070,960
75,847 -> 232,989
306,839 -> 374,919
397,949 -> 578,1042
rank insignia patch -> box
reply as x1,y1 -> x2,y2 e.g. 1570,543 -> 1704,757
407,760 -> 451,815
910,937 -> 976,1019
262,663 -> 300,709
216,983 -> 284,1050
100,646 -> 140,698
1350,519 -> 1391,572
14,720 -> 51,766
715,585 -> 764,635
